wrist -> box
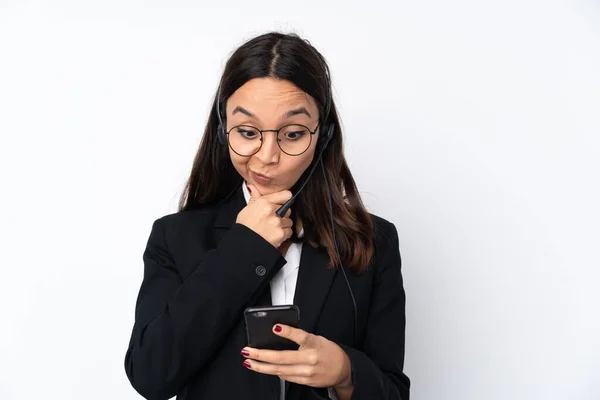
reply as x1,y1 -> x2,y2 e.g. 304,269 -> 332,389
334,377 -> 353,390
335,351 -> 353,389
332,383 -> 354,400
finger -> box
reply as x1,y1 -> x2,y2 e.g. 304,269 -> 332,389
241,347 -> 302,365
243,359 -> 312,378
280,218 -> 294,229
246,183 -> 263,199
284,227 -> 293,240
273,324 -> 313,347
266,203 -> 291,220
285,208 -> 292,218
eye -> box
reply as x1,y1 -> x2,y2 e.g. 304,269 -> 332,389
235,127 -> 259,139
280,125 -> 309,141
284,131 -> 305,140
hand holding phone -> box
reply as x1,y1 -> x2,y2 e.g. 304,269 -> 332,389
244,305 -> 300,350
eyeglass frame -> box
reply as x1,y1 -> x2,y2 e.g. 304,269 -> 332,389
224,123 -> 320,157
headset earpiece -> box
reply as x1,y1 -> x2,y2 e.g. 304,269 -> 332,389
217,122 -> 227,146
319,123 -> 334,151
215,91 -> 227,146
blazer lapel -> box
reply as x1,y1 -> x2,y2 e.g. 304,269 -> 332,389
293,243 -> 337,334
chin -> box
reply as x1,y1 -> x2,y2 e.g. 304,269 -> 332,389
255,183 -> 279,194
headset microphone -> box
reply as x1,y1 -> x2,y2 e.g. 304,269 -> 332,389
275,124 -> 333,217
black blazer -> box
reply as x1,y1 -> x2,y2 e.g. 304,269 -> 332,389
124,186 -> 410,400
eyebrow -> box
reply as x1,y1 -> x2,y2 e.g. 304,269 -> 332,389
231,106 -> 312,119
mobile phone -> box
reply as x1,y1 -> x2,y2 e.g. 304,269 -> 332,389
244,305 -> 300,351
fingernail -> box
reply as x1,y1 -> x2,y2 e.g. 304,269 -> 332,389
274,325 -> 282,333
243,360 -> 251,368
241,349 -> 250,357
247,185 -> 252,193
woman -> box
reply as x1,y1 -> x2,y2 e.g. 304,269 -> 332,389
124,32 -> 410,400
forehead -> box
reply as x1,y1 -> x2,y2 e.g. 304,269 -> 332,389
226,77 -> 318,116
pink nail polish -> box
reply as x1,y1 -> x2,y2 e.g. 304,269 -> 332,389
243,360 -> 251,368
241,350 -> 250,357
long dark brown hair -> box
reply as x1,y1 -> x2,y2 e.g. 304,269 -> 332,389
179,32 -> 375,274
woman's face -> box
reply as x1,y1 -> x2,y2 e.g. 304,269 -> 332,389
225,77 -> 320,196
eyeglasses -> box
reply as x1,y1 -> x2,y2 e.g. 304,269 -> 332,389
225,124 -> 318,157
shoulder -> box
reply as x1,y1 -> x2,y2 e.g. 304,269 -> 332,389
369,212 -> 399,248
367,212 -> 401,271
150,205 -> 221,237
143,205 -> 227,266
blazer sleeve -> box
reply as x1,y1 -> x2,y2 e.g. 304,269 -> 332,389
338,222 -> 411,400
124,218 -> 287,400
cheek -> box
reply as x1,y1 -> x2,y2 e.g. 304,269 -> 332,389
286,153 -> 315,181
300,154 -> 315,172
230,152 -> 249,176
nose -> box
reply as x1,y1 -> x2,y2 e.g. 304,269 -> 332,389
254,131 -> 280,164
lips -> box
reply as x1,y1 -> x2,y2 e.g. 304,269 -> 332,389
251,171 -> 272,184
252,171 -> 270,179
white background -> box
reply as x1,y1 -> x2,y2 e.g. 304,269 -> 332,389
1,1 -> 599,399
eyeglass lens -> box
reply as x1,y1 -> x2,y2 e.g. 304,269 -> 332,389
228,124 -> 312,156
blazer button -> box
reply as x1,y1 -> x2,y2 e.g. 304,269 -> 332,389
255,265 -> 267,277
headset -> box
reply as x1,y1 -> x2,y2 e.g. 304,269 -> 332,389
214,52 -> 358,349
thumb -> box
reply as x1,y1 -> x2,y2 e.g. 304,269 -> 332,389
246,183 -> 262,198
